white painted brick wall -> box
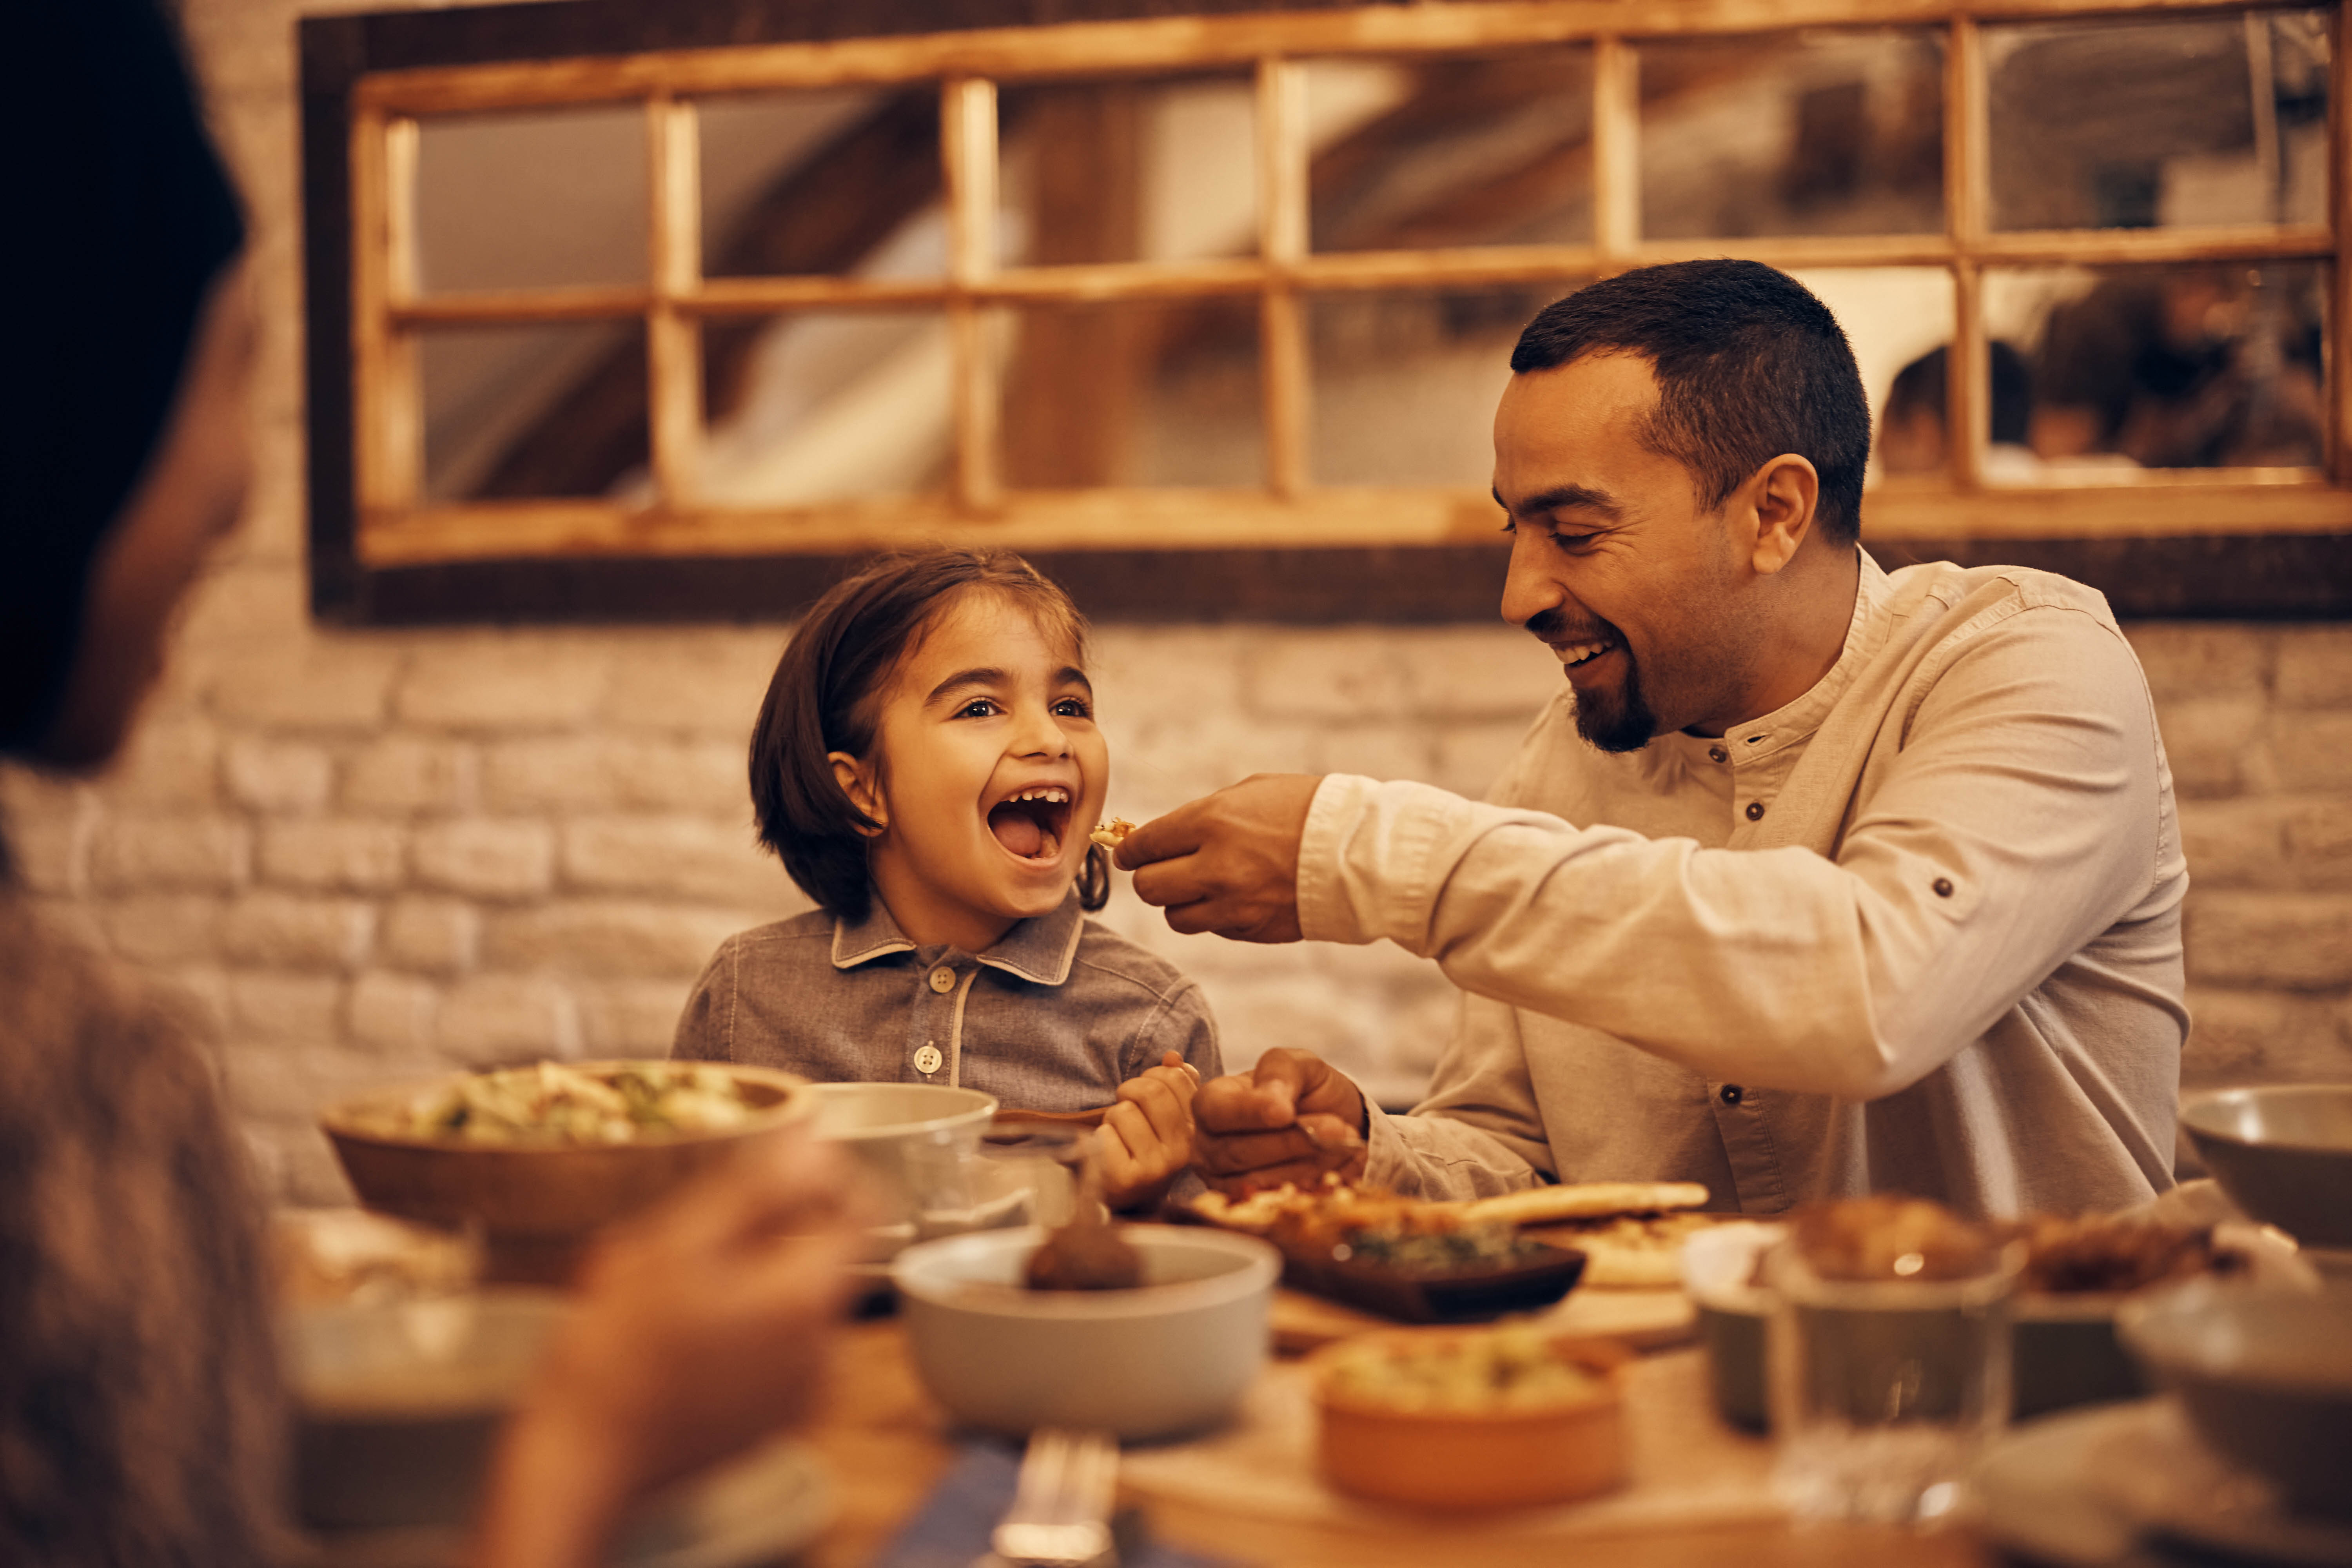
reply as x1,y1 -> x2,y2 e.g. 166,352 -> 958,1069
0,0 -> 2342,1203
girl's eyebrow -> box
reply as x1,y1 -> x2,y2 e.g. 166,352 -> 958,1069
924,667 -> 1007,704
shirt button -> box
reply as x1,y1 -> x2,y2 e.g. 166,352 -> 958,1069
1708,746 -> 1728,764
1744,800 -> 1765,821
1720,1085 -> 1744,1105
914,1044 -> 943,1074
928,967 -> 956,994
1933,877 -> 1955,898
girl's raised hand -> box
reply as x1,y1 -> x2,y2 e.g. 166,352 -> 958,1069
1097,1050 -> 1203,1212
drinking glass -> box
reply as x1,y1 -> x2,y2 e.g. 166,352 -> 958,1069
1765,1237 -> 2024,1524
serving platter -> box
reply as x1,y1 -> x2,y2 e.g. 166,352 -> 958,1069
1269,1281 -> 1696,1354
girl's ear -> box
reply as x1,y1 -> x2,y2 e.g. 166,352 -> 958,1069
828,751 -> 887,836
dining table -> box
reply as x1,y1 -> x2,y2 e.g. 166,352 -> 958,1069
791,1297 -> 2005,1568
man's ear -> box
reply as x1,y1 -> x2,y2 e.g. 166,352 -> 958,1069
828,751 -> 887,836
1746,454 -> 1820,576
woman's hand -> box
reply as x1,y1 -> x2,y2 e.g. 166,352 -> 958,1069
471,1129 -> 862,1568
1097,1051 -> 1202,1212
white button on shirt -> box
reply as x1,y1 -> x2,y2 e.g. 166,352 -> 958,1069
1304,552 -> 2188,1220
928,967 -> 957,994
914,1044 -> 944,1074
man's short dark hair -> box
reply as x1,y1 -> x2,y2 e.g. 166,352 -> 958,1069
1510,260 -> 1871,545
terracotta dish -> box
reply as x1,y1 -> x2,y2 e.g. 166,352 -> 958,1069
1311,1330 -> 1629,1510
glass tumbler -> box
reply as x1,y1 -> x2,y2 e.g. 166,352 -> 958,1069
1765,1237 -> 2024,1525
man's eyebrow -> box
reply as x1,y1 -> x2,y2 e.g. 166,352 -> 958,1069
925,667 -> 1006,703
1494,483 -> 1624,519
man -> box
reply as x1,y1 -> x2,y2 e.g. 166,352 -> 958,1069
1120,260 -> 2185,1218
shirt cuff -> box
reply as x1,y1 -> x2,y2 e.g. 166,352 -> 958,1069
1296,773 -> 1381,945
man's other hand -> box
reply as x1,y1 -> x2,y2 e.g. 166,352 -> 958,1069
1191,1047 -> 1369,1194
1116,773 -> 1321,943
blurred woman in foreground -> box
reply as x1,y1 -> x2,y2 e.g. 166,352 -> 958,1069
0,5 -> 860,1564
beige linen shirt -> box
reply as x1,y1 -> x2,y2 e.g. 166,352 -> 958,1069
1303,553 -> 2188,1219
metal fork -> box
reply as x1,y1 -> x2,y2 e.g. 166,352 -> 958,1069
986,1427 -> 1120,1568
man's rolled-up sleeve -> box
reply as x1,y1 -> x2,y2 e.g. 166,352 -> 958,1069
1297,605 -> 2167,1102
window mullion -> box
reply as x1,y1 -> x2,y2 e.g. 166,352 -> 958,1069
354,108 -> 421,515
1592,35 -> 1639,270
1944,16 -> 1990,491
2331,2 -> 2352,483
1259,57 -> 1310,499
648,91 -> 704,510
944,76 -> 1002,511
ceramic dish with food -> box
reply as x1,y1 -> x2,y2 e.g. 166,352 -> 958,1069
1310,1327 -> 1629,1510
321,1061 -> 810,1283
1184,1177 -> 1710,1320
890,1224 -> 1279,1440
804,1082 -> 1009,1263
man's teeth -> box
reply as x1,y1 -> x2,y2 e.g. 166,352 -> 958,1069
1006,787 -> 1070,804
1561,639 -> 1613,667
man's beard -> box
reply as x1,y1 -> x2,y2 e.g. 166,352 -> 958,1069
1526,607 -> 1658,753
1570,657 -> 1658,753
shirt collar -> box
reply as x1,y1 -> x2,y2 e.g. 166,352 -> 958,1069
829,887 -> 1086,987
1710,546 -> 1891,765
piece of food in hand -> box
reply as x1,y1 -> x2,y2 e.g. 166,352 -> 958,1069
1024,1205 -> 1143,1291
1788,1194 -> 2007,1282
1089,817 -> 1137,851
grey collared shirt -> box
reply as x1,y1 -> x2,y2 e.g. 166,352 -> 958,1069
1305,553 -> 2188,1219
670,891 -> 1220,1112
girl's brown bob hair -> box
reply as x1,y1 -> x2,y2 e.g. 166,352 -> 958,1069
750,548 -> 1109,921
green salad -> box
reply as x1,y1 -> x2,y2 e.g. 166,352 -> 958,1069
391,1062 -> 759,1145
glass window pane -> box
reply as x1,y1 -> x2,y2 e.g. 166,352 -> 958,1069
694,311 -> 951,505
416,107 -> 647,293
995,298 -> 1262,487
1308,285 -> 1568,486
1777,269 -> 1956,485
1980,262 -> 2328,473
1304,49 -> 1594,253
1640,30 -> 1943,241
696,88 -> 944,279
420,321 -> 645,501
998,74 -> 1258,268
1989,9 -> 2332,231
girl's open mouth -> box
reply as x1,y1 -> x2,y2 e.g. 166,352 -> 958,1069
986,786 -> 1073,862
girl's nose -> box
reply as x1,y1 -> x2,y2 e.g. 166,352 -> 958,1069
1011,701 -> 1072,757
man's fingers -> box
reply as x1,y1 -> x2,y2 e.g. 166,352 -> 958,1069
1205,1155 -> 1356,1197
1129,858 -> 1214,913
1114,803 -> 1207,872
1193,1125 -> 1326,1175
1193,1073 -> 1300,1135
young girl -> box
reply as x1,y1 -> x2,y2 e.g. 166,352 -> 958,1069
672,548 -> 1217,1210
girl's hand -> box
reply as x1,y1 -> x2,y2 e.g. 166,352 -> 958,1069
1098,1051 -> 1202,1212
471,1131 -> 863,1568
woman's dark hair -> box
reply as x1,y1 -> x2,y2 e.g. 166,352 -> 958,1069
1511,260 -> 1872,545
750,548 -> 1107,921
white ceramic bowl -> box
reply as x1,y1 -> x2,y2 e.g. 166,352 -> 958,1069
2118,1276 -> 2352,1519
807,1083 -> 1000,1259
890,1224 -> 1279,1440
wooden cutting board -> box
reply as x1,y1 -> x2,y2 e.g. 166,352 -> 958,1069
1269,1281 -> 1695,1355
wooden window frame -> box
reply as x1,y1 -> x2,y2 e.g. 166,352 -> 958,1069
303,0 -> 2352,622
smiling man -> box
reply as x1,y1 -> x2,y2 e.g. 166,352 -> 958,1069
1119,260 -> 2188,1218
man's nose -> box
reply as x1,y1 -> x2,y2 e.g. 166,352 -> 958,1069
1497,530 -> 1566,630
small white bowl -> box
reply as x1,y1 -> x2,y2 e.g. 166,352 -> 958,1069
890,1224 -> 1279,1440
807,1083 -> 999,1261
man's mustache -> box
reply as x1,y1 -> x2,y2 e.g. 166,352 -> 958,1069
1523,607 -> 1617,646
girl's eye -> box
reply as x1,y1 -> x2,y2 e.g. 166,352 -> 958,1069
1053,697 -> 1093,719
956,698 -> 1001,718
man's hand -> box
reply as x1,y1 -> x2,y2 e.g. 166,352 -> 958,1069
1191,1048 -> 1369,1195
1117,773 -> 1322,942
472,1131 -> 862,1568
1099,1051 -> 1202,1212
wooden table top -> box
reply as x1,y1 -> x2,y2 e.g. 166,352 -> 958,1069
795,1314 -> 2002,1568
